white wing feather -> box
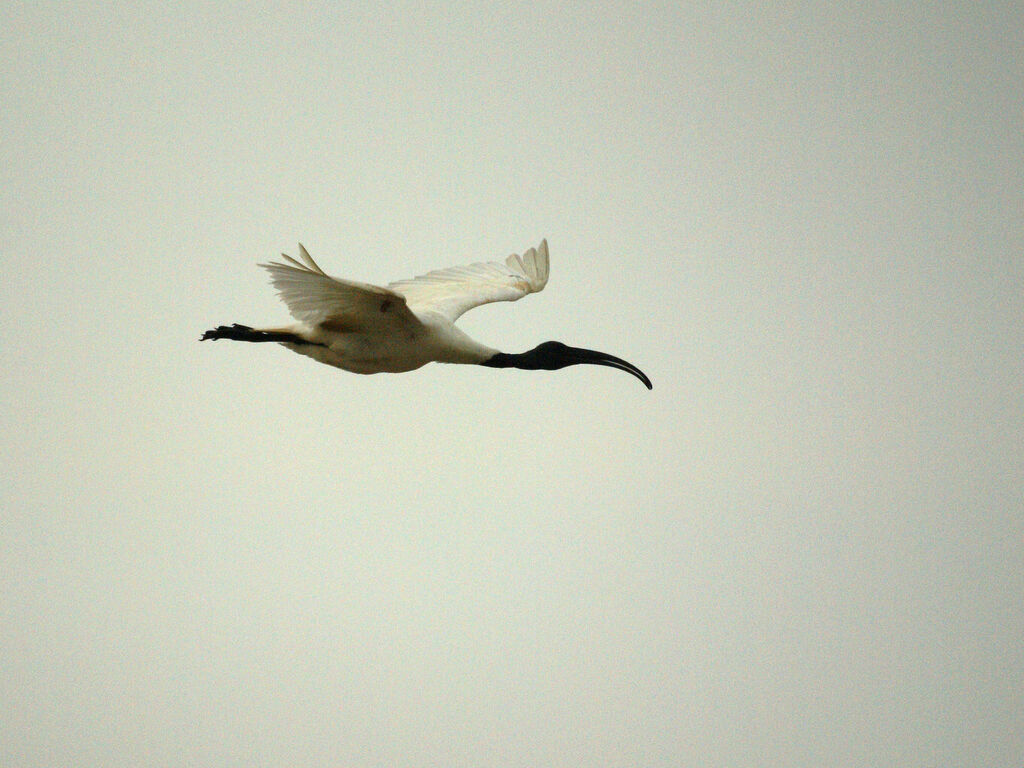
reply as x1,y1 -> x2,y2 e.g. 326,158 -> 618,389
260,244 -> 420,330
388,240 -> 550,322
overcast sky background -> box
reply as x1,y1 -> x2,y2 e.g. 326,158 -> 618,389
2,2 -> 1022,766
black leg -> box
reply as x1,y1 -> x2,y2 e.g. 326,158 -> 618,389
199,324 -> 323,345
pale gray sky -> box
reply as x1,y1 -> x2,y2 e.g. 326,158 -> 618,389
2,2 -> 1022,766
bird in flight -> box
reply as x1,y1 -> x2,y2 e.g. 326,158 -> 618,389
201,239 -> 651,389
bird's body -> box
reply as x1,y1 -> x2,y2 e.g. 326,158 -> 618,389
275,315 -> 493,374
202,240 -> 651,389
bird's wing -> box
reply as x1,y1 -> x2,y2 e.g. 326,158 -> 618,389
387,239 -> 550,323
260,245 -> 422,332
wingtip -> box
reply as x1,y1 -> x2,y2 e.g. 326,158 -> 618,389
296,243 -> 324,273
265,245 -> 325,275
260,255 -> 303,271
535,238 -> 550,288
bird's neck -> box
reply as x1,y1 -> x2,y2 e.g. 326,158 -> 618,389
480,352 -> 524,369
479,354 -> 512,368
428,323 -> 499,364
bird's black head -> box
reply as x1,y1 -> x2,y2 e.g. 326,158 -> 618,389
483,341 -> 652,389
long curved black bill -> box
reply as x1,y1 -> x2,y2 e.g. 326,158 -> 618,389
569,346 -> 653,389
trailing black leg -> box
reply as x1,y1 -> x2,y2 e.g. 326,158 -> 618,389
199,324 -> 323,345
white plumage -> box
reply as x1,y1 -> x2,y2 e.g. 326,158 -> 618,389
202,239 -> 651,388
386,242 -> 549,322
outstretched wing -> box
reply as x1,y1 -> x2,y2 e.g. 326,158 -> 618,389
387,239 -> 550,323
260,245 -> 422,332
